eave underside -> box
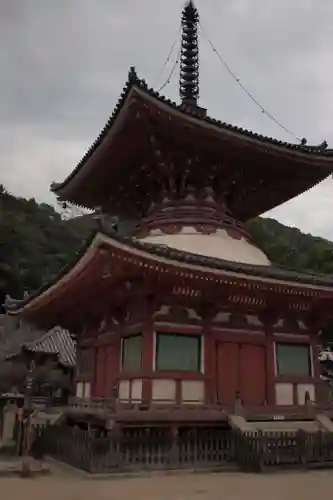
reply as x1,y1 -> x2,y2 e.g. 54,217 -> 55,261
52,86 -> 333,221
7,232 -> 333,329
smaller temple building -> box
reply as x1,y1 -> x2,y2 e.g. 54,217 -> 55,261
5,326 -> 75,400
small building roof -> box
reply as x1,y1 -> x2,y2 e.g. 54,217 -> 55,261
4,324 -> 76,368
21,326 -> 76,368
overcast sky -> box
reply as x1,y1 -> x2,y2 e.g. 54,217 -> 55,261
2,0 -> 333,239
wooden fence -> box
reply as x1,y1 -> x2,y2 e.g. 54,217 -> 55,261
235,430 -> 333,471
41,425 -> 333,474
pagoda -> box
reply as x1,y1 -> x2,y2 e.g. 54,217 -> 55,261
6,1 -> 333,429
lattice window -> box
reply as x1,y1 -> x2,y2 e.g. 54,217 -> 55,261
122,335 -> 142,372
276,343 -> 312,377
155,333 -> 202,372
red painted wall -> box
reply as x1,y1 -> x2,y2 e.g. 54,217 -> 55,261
94,346 -> 106,397
78,317 -> 320,408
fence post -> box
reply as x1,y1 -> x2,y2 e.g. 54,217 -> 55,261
111,424 -> 122,471
296,429 -> 307,469
168,426 -> 179,469
254,431 -> 265,472
87,430 -> 94,473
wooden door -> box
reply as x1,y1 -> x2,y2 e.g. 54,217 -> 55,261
217,342 -> 239,405
240,344 -> 266,406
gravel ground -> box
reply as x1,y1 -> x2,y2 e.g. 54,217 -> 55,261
1,468 -> 333,500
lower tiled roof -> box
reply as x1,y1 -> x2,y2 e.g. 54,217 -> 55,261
4,221 -> 333,314
132,236 -> 333,287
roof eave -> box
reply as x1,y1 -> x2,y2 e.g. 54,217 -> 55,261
9,229 -> 333,320
50,68 -> 333,204
51,89 -> 142,200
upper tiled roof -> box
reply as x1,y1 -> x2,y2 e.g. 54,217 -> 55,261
51,67 -> 333,195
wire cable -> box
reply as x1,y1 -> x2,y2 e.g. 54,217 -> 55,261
157,47 -> 181,93
199,21 -> 302,142
153,25 -> 181,88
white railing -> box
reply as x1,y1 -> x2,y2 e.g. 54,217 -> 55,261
68,397 -> 115,412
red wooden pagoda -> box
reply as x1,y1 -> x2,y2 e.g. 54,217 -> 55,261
6,1 -> 333,428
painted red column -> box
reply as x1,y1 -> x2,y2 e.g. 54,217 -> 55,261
141,302 -> 154,404
309,312 -> 328,403
312,340 -> 321,378
105,339 -> 120,398
92,345 -> 99,398
311,333 -> 321,403
203,317 -> 216,404
102,346 -> 108,398
265,321 -> 275,406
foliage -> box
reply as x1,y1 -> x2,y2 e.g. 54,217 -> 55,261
246,217 -> 333,274
2,184 -> 333,302
0,185 -> 90,311
0,362 -> 27,393
0,359 -> 71,394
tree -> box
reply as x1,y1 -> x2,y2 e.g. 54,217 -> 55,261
0,362 -> 27,393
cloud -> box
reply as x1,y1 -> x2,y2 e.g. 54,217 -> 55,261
2,0 -> 333,239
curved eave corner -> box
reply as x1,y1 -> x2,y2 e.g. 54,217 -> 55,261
50,66 -> 333,200
50,67 -> 143,197
4,230 -> 107,316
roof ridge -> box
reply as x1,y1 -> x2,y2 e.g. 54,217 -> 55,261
24,326 -> 75,367
23,325 -> 68,349
24,328 -> 54,348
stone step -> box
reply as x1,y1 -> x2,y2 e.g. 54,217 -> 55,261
228,414 -> 253,432
253,420 -> 321,433
315,414 -> 333,432
228,413 -> 323,434
30,410 -> 65,427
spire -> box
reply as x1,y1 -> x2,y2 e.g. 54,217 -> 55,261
179,1 -> 200,107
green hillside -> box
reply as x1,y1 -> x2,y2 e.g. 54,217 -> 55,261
2,183 -> 333,312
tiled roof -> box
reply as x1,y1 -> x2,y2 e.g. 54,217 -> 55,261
51,67 -> 333,195
4,219 -> 333,316
131,236 -> 333,287
23,326 -> 76,367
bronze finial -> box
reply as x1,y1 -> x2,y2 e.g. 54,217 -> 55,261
179,1 -> 200,106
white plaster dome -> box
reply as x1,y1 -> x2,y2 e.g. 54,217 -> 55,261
138,226 -> 271,266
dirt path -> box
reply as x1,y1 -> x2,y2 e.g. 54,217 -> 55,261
1,469 -> 333,500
